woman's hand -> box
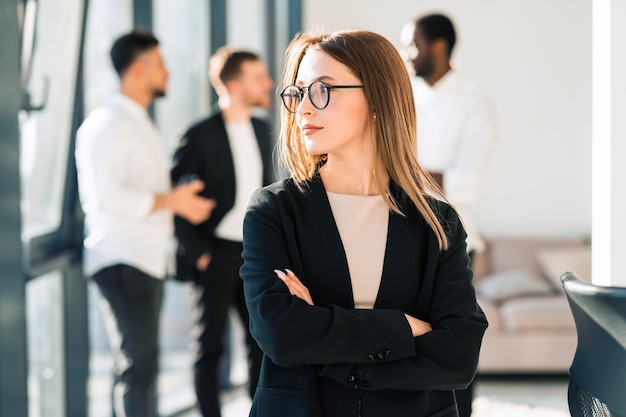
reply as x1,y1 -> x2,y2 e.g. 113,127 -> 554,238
273,269 -> 430,336
196,252 -> 211,272
404,314 -> 433,337
275,269 -> 314,305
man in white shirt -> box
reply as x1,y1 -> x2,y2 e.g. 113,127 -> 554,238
171,48 -> 275,417
401,13 -> 498,417
75,31 -> 214,417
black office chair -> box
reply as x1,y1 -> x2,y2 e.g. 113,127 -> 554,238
561,272 -> 626,417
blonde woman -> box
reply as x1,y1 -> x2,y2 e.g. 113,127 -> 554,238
240,29 -> 487,417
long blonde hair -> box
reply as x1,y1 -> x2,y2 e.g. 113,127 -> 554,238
279,29 -> 450,250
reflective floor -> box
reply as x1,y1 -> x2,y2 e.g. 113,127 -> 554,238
91,347 -> 569,417
177,374 -> 570,417
472,375 -> 569,417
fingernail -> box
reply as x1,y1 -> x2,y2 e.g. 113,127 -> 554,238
274,270 -> 287,280
285,268 -> 294,276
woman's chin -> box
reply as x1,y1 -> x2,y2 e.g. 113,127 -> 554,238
305,141 -> 326,156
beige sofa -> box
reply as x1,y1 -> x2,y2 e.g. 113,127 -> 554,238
472,237 -> 591,373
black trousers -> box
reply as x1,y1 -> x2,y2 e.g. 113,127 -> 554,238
191,238 -> 262,417
455,382 -> 474,417
93,264 -> 163,417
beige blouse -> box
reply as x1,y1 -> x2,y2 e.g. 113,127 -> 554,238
326,192 -> 389,309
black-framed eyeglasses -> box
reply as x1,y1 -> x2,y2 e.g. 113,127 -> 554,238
279,81 -> 364,113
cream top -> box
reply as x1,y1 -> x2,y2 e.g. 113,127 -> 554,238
326,192 -> 389,309
215,120 -> 263,242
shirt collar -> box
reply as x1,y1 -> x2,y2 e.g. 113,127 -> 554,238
429,68 -> 461,91
111,92 -> 151,120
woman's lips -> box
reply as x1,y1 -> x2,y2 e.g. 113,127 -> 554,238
301,124 -> 322,135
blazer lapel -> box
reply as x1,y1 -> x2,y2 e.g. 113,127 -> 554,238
304,176 -> 355,308
374,188 -> 425,311
301,177 -> 425,311
374,212 -> 409,308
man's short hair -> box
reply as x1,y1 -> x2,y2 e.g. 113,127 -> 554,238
416,14 -> 456,57
110,30 -> 160,77
209,47 -> 260,91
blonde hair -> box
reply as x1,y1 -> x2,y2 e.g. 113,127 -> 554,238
279,29 -> 450,250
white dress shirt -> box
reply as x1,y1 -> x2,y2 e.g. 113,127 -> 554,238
214,121 -> 263,242
412,69 -> 497,252
75,93 -> 173,278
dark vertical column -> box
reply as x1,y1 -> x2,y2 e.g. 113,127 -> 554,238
0,1 -> 28,416
133,0 -> 153,30
133,0 -> 154,117
209,0 -> 227,105
64,263 -> 88,417
287,0 -> 301,40
65,1 -> 90,416
265,0 -> 277,83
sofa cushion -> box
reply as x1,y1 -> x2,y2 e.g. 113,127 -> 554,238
476,295 -> 501,330
536,245 -> 592,293
476,269 -> 554,304
499,296 -> 574,330
477,237 -> 588,280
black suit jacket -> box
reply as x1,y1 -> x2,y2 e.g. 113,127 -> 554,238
240,175 -> 488,417
171,111 -> 275,281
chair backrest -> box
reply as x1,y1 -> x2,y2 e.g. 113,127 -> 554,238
561,272 -> 626,417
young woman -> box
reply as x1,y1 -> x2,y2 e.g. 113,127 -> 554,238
240,29 -> 488,417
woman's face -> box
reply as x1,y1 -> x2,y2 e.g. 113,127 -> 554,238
294,49 -> 371,157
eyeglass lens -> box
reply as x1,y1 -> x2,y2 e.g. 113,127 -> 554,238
282,82 -> 329,112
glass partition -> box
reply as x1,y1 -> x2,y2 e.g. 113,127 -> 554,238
26,272 -> 64,417
20,0 -> 85,239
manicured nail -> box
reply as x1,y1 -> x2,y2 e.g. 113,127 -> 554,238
274,270 -> 287,280
285,268 -> 295,276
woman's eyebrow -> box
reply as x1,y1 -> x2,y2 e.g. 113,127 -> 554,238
295,75 -> 338,85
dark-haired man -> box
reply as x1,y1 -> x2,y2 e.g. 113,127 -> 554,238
401,13 -> 498,417
75,31 -> 215,417
171,47 -> 275,417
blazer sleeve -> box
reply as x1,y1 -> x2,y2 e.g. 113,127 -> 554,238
240,186 -> 417,368
319,206 -> 488,391
252,118 -> 277,185
171,132 -> 212,266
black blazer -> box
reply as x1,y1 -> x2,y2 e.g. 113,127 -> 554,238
171,111 -> 275,281
240,175 -> 488,417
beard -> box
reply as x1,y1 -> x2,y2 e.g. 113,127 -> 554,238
414,60 -> 434,79
247,93 -> 272,109
152,86 -> 167,99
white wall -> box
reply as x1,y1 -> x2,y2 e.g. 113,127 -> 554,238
612,0 -> 626,285
303,0 -> 592,239
154,0 -> 211,154
592,0 -> 626,286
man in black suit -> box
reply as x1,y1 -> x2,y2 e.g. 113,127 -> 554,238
171,47 -> 275,417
